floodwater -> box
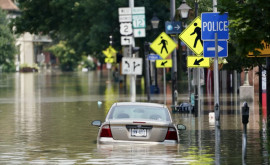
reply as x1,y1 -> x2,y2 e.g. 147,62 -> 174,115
0,70 -> 268,164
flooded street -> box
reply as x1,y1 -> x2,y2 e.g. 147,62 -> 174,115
0,70 -> 268,164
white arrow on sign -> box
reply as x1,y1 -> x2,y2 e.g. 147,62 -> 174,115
121,36 -> 133,45
207,45 -> 224,52
174,24 -> 180,30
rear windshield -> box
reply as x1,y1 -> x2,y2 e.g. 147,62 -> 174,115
108,105 -> 171,121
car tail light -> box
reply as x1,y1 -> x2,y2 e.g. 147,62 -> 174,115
165,127 -> 178,141
100,125 -> 112,137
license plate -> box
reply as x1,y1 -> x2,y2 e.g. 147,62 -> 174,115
131,129 -> 147,137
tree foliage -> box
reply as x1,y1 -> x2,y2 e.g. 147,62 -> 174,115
12,0 -> 173,57
48,41 -> 79,71
218,0 -> 269,70
0,9 -> 16,72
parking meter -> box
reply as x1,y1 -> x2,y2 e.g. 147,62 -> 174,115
242,102 -> 249,124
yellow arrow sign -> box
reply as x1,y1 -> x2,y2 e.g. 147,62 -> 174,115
150,32 -> 177,59
248,41 -> 270,57
187,56 -> 210,68
105,57 -> 115,63
156,59 -> 172,68
102,46 -> 117,58
179,16 -> 203,56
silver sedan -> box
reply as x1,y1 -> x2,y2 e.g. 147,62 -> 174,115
92,102 -> 185,144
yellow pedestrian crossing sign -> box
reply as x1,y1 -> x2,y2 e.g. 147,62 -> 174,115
187,56 -> 210,68
156,59 -> 172,68
150,32 -> 177,59
179,16 -> 203,55
102,46 -> 117,58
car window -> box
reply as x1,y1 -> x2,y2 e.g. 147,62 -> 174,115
108,105 -> 170,121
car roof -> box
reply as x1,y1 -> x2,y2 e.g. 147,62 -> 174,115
113,102 -> 166,108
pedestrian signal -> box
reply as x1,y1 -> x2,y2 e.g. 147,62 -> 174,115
179,16 -> 203,55
150,32 -> 177,59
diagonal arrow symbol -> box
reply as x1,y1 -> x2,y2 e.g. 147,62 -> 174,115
193,58 -> 204,65
161,61 -> 168,66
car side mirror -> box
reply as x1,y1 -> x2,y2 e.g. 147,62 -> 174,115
91,120 -> 102,127
177,124 -> 186,130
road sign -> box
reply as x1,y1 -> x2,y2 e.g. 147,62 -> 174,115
133,28 -> 145,38
203,40 -> 228,57
119,15 -> 132,22
201,12 -> 229,40
118,7 -> 131,15
120,23 -> 133,35
165,21 -> 181,34
122,57 -> 142,75
105,57 -> 115,63
156,59 -> 172,68
102,46 -> 117,58
179,16 -> 203,55
187,56 -> 210,68
132,14 -> 145,28
148,54 -> 162,61
121,36 -> 133,45
150,32 -> 177,59
248,41 -> 270,57
132,7 -> 145,14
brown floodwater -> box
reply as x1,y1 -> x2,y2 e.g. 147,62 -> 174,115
0,71 -> 268,164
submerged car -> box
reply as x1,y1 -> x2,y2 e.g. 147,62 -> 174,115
92,102 -> 186,144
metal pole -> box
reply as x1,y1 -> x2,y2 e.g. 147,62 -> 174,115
213,0 -> 220,123
196,1 -> 200,114
144,42 -> 151,102
129,0 -> 136,102
170,0 -> 178,106
214,33 -> 220,122
164,68 -> 166,105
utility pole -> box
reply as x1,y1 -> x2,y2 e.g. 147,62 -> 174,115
170,0 -> 178,106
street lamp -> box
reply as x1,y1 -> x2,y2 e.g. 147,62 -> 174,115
151,14 -> 160,29
177,0 -> 191,19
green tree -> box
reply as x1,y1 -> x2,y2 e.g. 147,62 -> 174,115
218,0 -> 268,70
0,9 -> 16,72
48,41 -> 80,71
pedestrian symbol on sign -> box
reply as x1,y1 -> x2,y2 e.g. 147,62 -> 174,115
150,32 -> 177,59
159,37 -> 168,54
190,23 -> 203,48
179,16 -> 203,55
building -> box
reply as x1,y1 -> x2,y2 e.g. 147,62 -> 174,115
0,0 -> 52,71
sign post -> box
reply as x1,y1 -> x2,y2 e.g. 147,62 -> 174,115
150,32 -> 177,104
201,11 -> 229,124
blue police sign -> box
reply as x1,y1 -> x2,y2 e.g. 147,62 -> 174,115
201,12 -> 229,40
203,40 -> 228,57
165,21 -> 181,34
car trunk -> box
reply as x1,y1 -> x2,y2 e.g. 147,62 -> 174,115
109,120 -> 170,142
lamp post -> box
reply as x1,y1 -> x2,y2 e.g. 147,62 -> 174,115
151,14 -> 160,29
177,0 -> 191,19
177,0 -> 191,104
